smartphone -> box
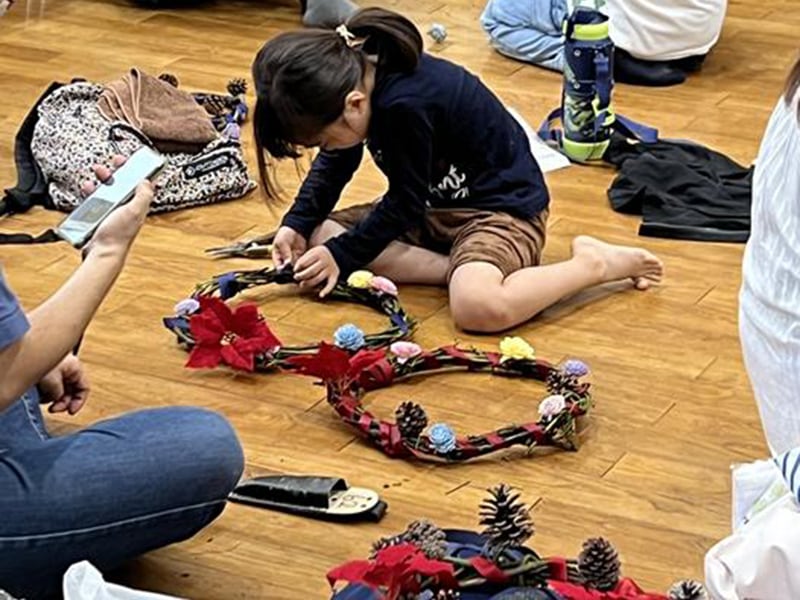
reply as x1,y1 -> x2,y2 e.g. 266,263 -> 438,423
55,147 -> 166,248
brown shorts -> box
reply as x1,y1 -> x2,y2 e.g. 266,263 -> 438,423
329,203 -> 549,281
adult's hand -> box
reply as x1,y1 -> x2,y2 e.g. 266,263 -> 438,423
37,354 -> 90,415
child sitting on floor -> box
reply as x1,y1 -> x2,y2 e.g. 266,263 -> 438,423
253,7 -> 663,333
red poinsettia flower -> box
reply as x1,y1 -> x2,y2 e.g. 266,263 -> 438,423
327,543 -> 456,600
186,296 -> 281,372
288,342 -> 386,384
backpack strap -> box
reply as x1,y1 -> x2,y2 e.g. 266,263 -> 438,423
0,229 -> 61,245
1,81 -> 65,216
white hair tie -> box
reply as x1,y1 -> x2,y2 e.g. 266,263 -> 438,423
336,24 -> 358,48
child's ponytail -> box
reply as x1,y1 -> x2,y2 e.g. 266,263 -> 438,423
346,7 -> 422,74
252,7 -> 423,201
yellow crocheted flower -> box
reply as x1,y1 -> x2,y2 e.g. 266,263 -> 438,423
347,270 -> 375,289
499,336 -> 535,361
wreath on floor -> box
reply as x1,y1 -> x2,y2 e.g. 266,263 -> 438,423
287,337 -> 593,462
328,484 -> 708,600
162,267 -> 416,372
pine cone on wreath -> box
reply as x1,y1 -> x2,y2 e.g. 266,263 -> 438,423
371,519 -> 447,559
479,484 -> 534,557
667,580 -> 709,600
546,370 -> 578,395
198,94 -> 231,117
434,590 -> 460,599
395,402 -> 428,441
578,538 -> 621,592
158,73 -> 179,88
227,77 -> 248,97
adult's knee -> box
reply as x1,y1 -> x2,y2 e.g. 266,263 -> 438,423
157,407 -> 244,500
450,289 -> 513,333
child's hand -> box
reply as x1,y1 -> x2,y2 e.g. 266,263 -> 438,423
294,246 -> 340,298
272,226 -> 308,268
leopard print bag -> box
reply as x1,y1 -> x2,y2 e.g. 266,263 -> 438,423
30,81 -> 255,214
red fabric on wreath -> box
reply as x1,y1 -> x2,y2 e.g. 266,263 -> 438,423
548,578 -> 668,600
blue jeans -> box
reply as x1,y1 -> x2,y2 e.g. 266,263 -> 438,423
0,389 -> 244,599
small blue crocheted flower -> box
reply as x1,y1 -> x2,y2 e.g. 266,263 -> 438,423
217,272 -> 241,300
428,423 -> 456,454
562,359 -> 589,378
333,324 -> 366,351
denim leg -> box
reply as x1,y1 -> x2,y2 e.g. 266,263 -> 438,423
0,406 -> 244,599
0,388 -> 50,450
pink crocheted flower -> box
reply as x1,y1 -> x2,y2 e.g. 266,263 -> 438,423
390,341 -> 422,364
538,394 -> 566,418
370,276 -> 398,296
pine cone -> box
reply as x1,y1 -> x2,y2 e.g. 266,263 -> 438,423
371,533 -> 406,557
405,519 -> 447,558
395,402 -> 428,441
434,590 -> 460,599
668,580 -> 708,600
198,94 -> 231,117
578,538 -> 621,592
479,484 -> 534,556
158,73 -> 179,88
371,519 -> 446,559
546,369 -> 578,395
227,77 -> 247,96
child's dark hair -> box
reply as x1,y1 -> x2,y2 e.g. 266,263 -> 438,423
252,7 -> 423,199
786,55 -> 800,121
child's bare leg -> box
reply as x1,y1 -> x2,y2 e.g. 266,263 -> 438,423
310,219 -> 450,285
449,235 -> 664,333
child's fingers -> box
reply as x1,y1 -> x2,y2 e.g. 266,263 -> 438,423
294,262 -> 324,282
319,274 -> 337,298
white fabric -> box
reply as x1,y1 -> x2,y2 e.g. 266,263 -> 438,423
739,92 -> 800,456
63,562 -> 184,600
605,0 -> 728,61
705,495 -> 800,599
731,458 -> 787,531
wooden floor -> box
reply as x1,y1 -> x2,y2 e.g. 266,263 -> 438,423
0,0 -> 796,597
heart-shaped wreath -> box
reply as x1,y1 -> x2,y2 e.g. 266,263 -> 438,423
162,267 -> 415,372
287,337 -> 593,462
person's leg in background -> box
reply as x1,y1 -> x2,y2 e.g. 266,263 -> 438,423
0,391 -> 244,599
479,0 -> 570,73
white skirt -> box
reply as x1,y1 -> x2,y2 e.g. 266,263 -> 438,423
740,291 -> 800,456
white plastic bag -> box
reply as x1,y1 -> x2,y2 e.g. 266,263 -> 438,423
730,458 -> 788,531
705,495 -> 800,600
63,562 -> 185,600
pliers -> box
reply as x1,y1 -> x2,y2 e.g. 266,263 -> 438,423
205,235 -> 275,259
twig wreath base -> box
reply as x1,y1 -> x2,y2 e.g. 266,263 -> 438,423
288,339 -> 593,463
162,267 -> 416,372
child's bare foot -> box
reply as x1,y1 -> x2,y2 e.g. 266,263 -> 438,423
571,235 -> 663,290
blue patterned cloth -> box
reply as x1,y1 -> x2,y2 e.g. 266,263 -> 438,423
776,447 -> 800,504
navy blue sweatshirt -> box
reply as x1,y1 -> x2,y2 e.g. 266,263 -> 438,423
281,53 -> 550,276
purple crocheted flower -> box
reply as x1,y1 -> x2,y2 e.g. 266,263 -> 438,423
562,359 -> 589,378
174,298 -> 200,316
